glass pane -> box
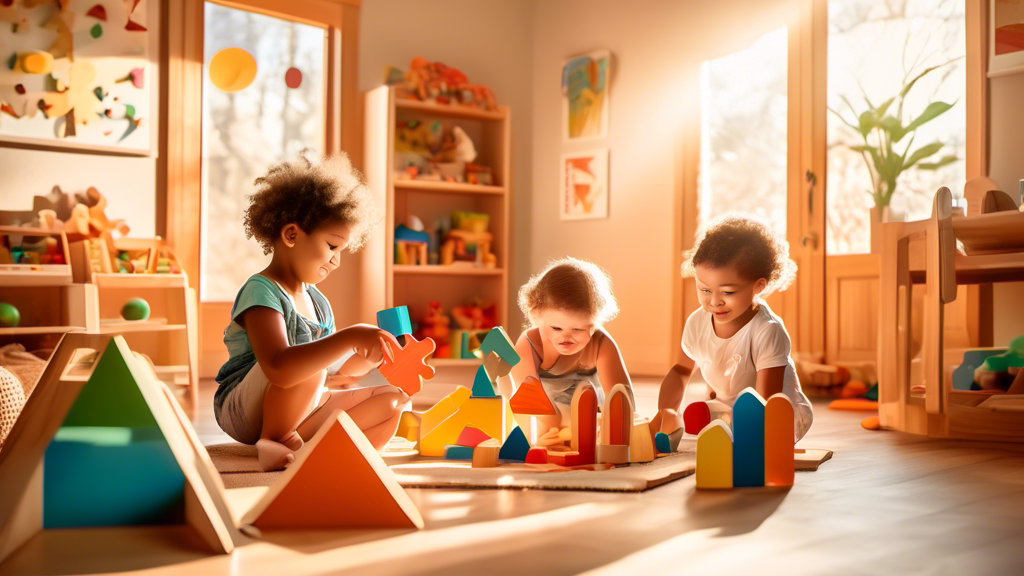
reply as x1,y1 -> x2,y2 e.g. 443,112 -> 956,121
201,3 -> 326,301
700,27 -> 788,240
826,0 -> 966,255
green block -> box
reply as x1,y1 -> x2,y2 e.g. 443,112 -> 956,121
62,339 -> 158,428
474,327 -> 520,366
43,426 -> 184,528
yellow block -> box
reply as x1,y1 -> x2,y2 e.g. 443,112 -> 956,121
396,411 -> 421,442
629,420 -> 655,463
420,386 -> 471,437
696,420 -> 733,489
419,396 -> 512,457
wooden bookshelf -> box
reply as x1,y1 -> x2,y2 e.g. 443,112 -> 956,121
363,86 -> 511,360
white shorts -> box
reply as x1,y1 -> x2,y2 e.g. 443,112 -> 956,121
217,363 -> 327,445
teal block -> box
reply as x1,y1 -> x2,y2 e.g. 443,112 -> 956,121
474,327 -> 520,366
377,306 -> 412,337
471,365 -> 497,398
954,349 -> 1007,390
655,432 -> 671,453
43,426 -> 185,528
733,390 -> 766,487
499,426 -> 530,462
461,334 -> 471,360
444,444 -> 474,460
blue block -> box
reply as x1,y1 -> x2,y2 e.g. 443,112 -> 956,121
952,349 -> 1006,391
499,426 -> 530,462
733,389 -> 766,487
377,306 -> 412,337
43,426 -> 185,528
471,365 -> 497,398
444,444 -> 474,460
655,432 -> 671,454
395,224 -> 430,243
474,327 -> 520,366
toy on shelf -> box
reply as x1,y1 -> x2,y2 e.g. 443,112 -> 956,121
394,223 -> 430,266
0,334 -> 237,563
393,120 -> 494,186
0,226 -> 72,286
441,211 -> 496,268
120,297 -> 151,321
416,302 -> 451,359
973,336 -> 1024,392
386,57 -> 498,111
695,391 -> 795,490
240,409 -> 424,529
0,302 -> 20,328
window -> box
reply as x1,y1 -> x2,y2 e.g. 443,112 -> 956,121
200,3 -> 327,301
826,0 -> 966,255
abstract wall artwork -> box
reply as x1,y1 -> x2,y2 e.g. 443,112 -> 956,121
991,0 -> 1024,77
0,0 -> 153,153
561,49 -> 610,142
560,148 -> 608,220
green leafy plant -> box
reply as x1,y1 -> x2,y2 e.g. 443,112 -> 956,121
830,60 -> 961,218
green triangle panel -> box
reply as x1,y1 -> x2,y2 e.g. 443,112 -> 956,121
61,339 -> 158,428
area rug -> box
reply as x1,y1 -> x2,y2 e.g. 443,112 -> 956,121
207,440 -> 832,493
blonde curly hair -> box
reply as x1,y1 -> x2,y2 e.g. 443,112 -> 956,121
681,214 -> 797,297
244,151 -> 379,255
518,257 -> 619,327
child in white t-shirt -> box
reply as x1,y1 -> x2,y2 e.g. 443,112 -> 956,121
653,215 -> 813,440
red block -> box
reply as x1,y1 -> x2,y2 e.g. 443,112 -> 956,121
525,447 -> 548,464
455,426 -> 492,448
547,451 -> 585,467
683,401 -> 711,435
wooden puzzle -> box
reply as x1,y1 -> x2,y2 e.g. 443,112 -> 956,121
378,334 -> 436,396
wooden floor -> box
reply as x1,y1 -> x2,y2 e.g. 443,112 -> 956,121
4,376 -> 1024,575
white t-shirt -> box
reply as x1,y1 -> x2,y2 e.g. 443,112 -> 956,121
681,302 -> 812,424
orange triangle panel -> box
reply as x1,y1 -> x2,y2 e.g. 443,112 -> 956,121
510,377 -> 557,416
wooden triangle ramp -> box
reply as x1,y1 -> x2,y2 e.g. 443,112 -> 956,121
0,334 -> 237,564
240,409 -> 424,529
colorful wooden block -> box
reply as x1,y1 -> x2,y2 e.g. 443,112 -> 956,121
655,432 -> 671,454
243,410 -> 424,529
0,335 -> 237,564
629,420 -> 656,463
419,396 -> 513,457
377,334 -> 436,396
472,439 -> 501,468
683,401 -> 711,435
510,376 -> 557,415
444,445 -> 474,460
396,411 -> 421,442
952,349 -> 1005,390
377,306 -> 412,338
525,447 -> 548,464
471,365 -> 497,398
455,426 -> 492,448
596,443 -> 630,464
696,420 -> 734,489
733,389 -> 767,487
420,386 -> 472,437
482,350 -> 514,381
570,383 -> 598,465
474,326 -> 520,366
547,450 -> 586,466
498,426 -> 530,462
765,393 -> 795,487
600,383 -> 634,446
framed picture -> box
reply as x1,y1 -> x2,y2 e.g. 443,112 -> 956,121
0,0 -> 156,154
990,0 -> 1024,77
561,49 -> 611,142
560,149 -> 609,220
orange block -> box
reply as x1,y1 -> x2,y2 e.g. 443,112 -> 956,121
828,399 -> 878,412
510,376 -> 556,415
378,334 -> 436,396
570,383 -> 598,465
764,394 -> 794,487
600,384 -> 634,446
241,410 -> 423,529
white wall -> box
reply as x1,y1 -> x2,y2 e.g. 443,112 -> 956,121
358,0 -> 535,331
988,73 -> 1024,345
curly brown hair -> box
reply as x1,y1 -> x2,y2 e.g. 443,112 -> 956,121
518,257 -> 619,327
681,214 -> 797,296
244,152 -> 378,255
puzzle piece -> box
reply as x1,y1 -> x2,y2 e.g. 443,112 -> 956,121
510,376 -> 557,415
378,334 -> 436,396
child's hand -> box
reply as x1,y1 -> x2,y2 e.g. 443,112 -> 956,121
343,324 -> 401,364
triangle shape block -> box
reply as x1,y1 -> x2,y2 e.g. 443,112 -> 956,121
471,365 -> 497,398
510,376 -> 556,415
473,326 -> 520,366
242,410 -> 424,529
498,426 -> 530,462
455,426 -> 492,447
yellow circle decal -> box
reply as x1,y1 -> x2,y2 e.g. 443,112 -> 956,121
208,47 -> 257,92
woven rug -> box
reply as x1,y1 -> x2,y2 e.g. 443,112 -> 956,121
206,440 -> 832,493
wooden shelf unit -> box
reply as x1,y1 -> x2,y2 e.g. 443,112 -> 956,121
878,187 -> 1024,443
0,227 -> 73,287
363,86 -> 511,356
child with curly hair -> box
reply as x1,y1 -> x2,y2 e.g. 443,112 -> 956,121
214,153 -> 407,471
654,215 -> 813,441
500,257 -> 632,446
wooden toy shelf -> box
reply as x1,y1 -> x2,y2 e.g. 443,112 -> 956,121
364,86 -> 511,366
878,187 -> 1024,442
0,227 -> 73,286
